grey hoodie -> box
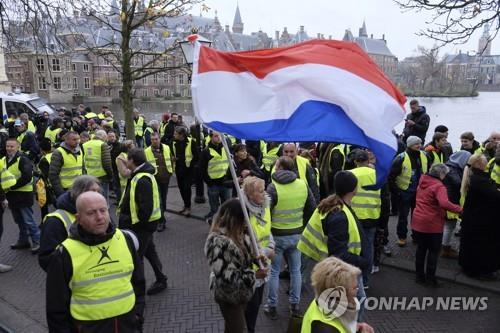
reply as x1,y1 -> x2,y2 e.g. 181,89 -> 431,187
448,150 -> 472,170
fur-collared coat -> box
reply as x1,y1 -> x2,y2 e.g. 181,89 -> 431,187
204,228 -> 256,305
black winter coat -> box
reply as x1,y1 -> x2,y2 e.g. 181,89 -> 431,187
403,106 -> 430,142
5,152 -> 34,208
459,169 -> 500,276
46,223 -> 145,333
443,163 -> 463,206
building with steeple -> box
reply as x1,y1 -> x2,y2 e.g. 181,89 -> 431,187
478,24 -> 492,56
232,4 -> 243,34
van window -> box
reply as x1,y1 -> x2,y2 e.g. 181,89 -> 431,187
5,101 -> 33,117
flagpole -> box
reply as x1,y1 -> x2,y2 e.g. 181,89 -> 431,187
219,134 -> 264,269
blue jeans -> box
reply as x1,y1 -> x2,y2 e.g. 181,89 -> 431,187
207,185 -> 231,217
362,226 -> 377,286
11,206 -> 40,245
267,234 -> 302,307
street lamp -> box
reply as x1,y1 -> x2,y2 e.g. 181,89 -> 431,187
179,30 -> 212,204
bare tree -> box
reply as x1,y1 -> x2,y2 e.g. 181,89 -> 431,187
393,0 -> 500,49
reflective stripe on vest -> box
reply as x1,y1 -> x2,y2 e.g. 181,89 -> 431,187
57,147 -> 83,189
343,205 -> 362,255
0,159 -> 16,190
129,173 -> 161,223
63,229 -> 135,321
43,209 -> 75,233
249,207 -> 272,249
350,166 -> 381,220
208,148 -> 229,179
262,144 -> 281,171
173,137 -> 193,167
83,140 -> 106,177
45,127 -> 62,143
272,179 -> 308,230
134,117 -> 145,137
3,155 -> 33,192
145,144 -> 173,174
297,209 -> 328,262
301,300 -> 348,333
395,151 -> 428,191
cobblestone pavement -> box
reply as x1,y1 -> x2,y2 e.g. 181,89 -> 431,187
0,184 -> 499,332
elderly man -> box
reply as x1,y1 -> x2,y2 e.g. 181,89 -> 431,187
46,192 -> 145,333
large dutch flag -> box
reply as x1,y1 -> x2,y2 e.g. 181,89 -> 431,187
191,39 -> 406,187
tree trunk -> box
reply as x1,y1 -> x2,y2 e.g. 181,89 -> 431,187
121,11 -> 135,140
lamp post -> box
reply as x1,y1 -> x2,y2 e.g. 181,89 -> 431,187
179,30 -> 212,204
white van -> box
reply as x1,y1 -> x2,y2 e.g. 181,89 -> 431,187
0,92 -> 55,119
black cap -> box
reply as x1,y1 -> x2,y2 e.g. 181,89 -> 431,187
334,171 -> 358,196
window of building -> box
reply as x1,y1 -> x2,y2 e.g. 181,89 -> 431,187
36,58 -> 45,71
179,74 -> 185,85
72,63 -> 77,71
53,77 -> 62,90
38,77 -> 47,90
142,89 -> 148,97
52,59 -> 61,72
104,89 -> 110,96
165,89 -> 170,96
142,77 -> 148,85
153,89 -> 159,96
65,59 -> 70,69
73,77 -> 78,89
153,74 -> 158,84
84,77 -> 90,89
83,64 -> 89,72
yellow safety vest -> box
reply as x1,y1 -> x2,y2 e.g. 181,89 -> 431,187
42,209 -> 75,234
429,150 -> 443,167
271,155 -> 310,183
16,132 -> 26,146
127,172 -> 161,224
63,229 -> 135,321
27,121 -> 36,133
160,122 -> 167,137
0,159 -> 17,190
144,144 -> 173,174
207,147 -> 229,179
84,112 -> 98,119
82,139 -> 106,177
249,207 -> 272,248
57,147 -> 83,189
395,151 -> 428,191
2,155 -> 33,192
330,144 -> 350,170
45,127 -> 62,143
98,113 -> 106,120
116,152 -> 128,192
488,158 -> 500,185
134,117 -> 145,137
350,166 -> 381,220
298,209 -> 328,262
262,144 -> 281,172
272,179 -> 308,230
342,205 -> 362,255
301,300 -> 348,333
173,137 -> 193,168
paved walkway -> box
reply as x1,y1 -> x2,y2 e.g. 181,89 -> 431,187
0,181 -> 499,332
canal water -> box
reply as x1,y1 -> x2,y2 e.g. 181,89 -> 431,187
82,92 -> 500,148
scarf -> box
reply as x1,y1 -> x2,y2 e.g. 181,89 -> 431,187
242,192 -> 270,226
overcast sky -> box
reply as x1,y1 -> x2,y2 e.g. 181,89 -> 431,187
189,0 -> 497,59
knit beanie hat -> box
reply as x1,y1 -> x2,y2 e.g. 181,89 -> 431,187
406,136 -> 422,147
334,171 -> 358,196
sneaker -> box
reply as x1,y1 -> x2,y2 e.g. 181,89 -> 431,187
10,242 -> 31,250
290,303 -> 301,317
31,244 -> 40,254
371,265 -> 380,274
147,280 -> 167,295
383,245 -> 392,256
0,263 -> 12,273
397,238 -> 407,247
182,208 -> 191,217
264,305 -> 278,320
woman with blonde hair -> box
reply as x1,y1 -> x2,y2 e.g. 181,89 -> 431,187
459,154 -> 500,280
241,176 -> 273,332
301,257 -> 374,333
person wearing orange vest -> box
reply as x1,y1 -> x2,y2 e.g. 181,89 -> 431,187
46,192 -> 145,333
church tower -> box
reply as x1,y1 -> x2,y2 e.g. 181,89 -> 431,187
478,24 -> 492,56
232,4 -> 243,34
